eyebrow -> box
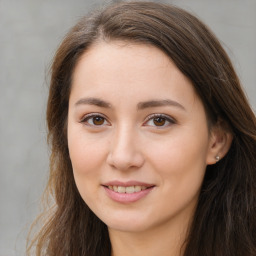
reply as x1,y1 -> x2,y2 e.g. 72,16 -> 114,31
137,99 -> 185,111
75,97 -> 112,108
74,97 -> 185,111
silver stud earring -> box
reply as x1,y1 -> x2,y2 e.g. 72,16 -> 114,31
215,155 -> 220,162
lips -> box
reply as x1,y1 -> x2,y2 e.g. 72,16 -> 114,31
107,185 -> 147,193
103,181 -> 154,192
102,181 -> 155,203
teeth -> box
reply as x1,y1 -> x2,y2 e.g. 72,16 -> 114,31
118,186 -> 126,193
134,185 -> 141,192
125,186 -> 135,193
108,185 -> 148,193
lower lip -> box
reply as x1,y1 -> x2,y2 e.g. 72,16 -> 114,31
103,186 -> 154,203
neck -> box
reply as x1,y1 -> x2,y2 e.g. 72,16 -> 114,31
109,215 -> 191,256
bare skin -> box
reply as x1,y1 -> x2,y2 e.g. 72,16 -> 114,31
67,42 -> 232,256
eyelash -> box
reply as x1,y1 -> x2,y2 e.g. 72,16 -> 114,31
80,113 -> 110,127
143,113 -> 176,128
80,113 -> 176,128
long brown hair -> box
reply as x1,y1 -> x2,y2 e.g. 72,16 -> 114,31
27,1 -> 256,255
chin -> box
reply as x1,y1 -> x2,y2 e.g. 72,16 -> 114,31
100,212 -> 156,233
107,221 -> 149,233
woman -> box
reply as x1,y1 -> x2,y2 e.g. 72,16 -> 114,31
27,1 -> 256,256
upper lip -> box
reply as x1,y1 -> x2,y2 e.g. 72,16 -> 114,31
102,180 -> 155,187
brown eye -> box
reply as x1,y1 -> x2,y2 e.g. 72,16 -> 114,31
92,116 -> 105,125
144,114 -> 175,128
81,114 -> 109,126
153,117 -> 166,126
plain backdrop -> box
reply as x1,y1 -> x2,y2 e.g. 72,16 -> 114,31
0,0 -> 255,255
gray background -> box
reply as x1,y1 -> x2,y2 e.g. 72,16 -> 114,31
0,0 -> 255,255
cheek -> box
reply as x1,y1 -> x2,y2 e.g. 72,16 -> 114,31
146,135 -> 208,217
69,140 -> 101,173
67,129 -> 107,198
149,132 -> 208,169
68,126 -> 106,172
146,127 -> 209,190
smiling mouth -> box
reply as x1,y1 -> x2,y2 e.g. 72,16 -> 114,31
107,185 -> 149,194
103,183 -> 155,203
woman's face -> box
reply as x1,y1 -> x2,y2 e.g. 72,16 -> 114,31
68,42 -> 214,233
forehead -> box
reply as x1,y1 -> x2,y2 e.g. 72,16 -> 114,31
74,41 -> 173,79
70,41 -> 199,109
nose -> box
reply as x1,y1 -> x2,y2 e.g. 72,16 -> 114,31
106,125 -> 145,171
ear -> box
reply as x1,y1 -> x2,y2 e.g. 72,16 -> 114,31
206,119 -> 233,165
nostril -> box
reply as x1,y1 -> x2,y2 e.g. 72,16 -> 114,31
106,132 -> 145,170
106,151 -> 145,171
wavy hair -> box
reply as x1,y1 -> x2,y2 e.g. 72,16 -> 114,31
27,1 -> 256,255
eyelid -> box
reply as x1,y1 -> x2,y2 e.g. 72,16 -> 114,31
80,113 -> 110,126
143,113 -> 176,127
79,112 -> 176,128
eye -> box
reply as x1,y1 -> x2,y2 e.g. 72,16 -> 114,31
80,114 -> 110,127
144,114 -> 175,128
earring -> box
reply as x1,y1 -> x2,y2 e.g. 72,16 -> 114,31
215,155 -> 220,162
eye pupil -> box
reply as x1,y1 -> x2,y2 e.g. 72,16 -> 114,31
93,116 -> 104,125
153,117 -> 166,126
